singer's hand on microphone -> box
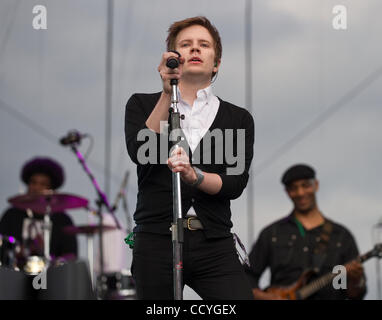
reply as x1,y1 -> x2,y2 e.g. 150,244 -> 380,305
157,52 -> 184,94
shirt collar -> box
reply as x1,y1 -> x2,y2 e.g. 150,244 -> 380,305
285,212 -> 328,230
178,85 -> 215,106
196,85 -> 213,101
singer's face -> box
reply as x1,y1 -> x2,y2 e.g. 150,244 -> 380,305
27,173 -> 52,194
175,25 -> 219,80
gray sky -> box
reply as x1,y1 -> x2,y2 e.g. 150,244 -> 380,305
0,0 -> 381,299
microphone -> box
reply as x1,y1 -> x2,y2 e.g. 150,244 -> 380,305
166,50 -> 181,69
166,56 -> 179,69
59,130 -> 87,146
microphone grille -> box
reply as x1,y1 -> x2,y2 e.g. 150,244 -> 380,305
166,58 -> 179,69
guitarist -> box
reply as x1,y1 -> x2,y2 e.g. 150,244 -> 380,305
245,164 -> 366,300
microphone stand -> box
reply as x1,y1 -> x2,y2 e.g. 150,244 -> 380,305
67,142 -> 121,298
111,171 -> 132,233
169,78 -> 184,300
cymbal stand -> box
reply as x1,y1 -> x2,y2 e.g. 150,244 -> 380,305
43,198 -> 52,267
87,231 -> 95,289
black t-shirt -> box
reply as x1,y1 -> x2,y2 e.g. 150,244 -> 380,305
245,214 -> 366,300
0,207 -> 77,259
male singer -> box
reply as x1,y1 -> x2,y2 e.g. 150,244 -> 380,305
125,16 -> 254,299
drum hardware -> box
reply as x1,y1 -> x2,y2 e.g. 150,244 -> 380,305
4,140 -> 134,299
0,234 -> 21,270
23,256 -> 46,275
63,225 -> 117,235
6,185 -> 132,300
7,191 -> 89,276
63,223 -> 118,288
96,269 -> 136,300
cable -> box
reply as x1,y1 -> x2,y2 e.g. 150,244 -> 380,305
0,0 -> 21,75
0,97 -> 57,143
104,0 -> 115,199
254,65 -> 382,176
84,134 -> 94,160
0,97 -> 125,186
113,0 -> 135,180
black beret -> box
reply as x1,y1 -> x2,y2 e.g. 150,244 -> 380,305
21,157 -> 65,190
281,164 -> 316,186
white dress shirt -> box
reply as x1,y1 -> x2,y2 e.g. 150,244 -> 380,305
177,85 -> 220,217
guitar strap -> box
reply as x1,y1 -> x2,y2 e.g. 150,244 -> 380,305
311,219 -> 333,273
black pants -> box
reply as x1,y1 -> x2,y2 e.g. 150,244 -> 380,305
131,229 -> 253,300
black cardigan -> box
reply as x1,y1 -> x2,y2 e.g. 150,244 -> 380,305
125,92 -> 255,238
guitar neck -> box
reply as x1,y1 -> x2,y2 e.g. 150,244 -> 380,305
297,249 -> 375,300
297,273 -> 335,300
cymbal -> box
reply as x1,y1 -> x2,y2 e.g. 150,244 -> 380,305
8,191 -> 89,214
63,225 -> 117,235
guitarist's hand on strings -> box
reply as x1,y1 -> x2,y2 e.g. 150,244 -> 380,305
347,261 -> 364,283
346,260 -> 366,299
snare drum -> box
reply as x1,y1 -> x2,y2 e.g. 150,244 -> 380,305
0,234 -> 21,270
97,269 -> 136,300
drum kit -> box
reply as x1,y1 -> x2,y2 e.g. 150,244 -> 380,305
0,191 -> 136,300
0,131 -> 135,299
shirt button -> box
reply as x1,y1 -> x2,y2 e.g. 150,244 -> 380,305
272,237 -> 277,243
303,246 -> 309,252
291,234 -> 297,240
191,198 -> 195,203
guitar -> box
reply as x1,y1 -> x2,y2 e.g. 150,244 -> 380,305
265,243 -> 382,300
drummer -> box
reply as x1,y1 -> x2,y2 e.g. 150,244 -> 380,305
0,157 -> 77,263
